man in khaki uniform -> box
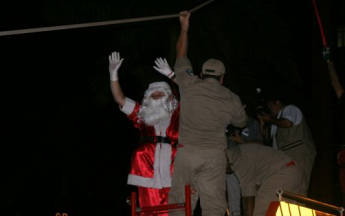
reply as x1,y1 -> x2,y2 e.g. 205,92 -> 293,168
257,95 -> 316,196
226,143 -> 303,216
153,11 -> 248,216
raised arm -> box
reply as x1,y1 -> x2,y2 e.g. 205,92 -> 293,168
109,51 -> 125,107
153,57 -> 176,82
176,11 -> 190,59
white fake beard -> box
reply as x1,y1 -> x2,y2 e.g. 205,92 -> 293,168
140,97 -> 170,126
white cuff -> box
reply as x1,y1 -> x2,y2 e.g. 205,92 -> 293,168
120,97 -> 136,115
110,71 -> 118,81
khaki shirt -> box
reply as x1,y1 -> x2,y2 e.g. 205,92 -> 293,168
175,57 -> 247,149
276,116 -> 316,162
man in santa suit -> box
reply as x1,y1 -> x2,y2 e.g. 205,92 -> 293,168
108,51 -> 179,212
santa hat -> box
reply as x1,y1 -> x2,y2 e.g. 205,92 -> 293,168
144,81 -> 172,98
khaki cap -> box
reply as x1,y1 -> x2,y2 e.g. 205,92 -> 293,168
202,59 -> 226,76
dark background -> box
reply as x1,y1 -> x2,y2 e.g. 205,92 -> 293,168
0,0 -> 344,215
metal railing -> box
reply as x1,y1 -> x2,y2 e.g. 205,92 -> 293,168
276,188 -> 344,216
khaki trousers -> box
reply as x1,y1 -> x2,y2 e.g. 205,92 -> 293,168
253,164 -> 303,216
168,147 -> 227,216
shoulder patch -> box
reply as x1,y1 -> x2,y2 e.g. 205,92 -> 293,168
185,69 -> 194,76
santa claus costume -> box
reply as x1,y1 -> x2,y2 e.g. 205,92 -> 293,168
121,81 -> 179,211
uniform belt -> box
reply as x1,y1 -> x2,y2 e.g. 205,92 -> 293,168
139,136 -> 171,144
286,161 -> 296,167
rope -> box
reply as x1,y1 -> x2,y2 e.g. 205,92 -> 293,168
189,0 -> 214,13
0,0 -> 214,37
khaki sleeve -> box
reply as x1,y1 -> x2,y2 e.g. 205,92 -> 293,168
174,57 -> 199,89
231,95 -> 248,128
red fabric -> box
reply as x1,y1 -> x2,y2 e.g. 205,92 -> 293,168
128,102 -> 180,207
338,149 -> 345,194
138,187 -> 170,216
285,161 -> 296,167
128,103 -> 179,178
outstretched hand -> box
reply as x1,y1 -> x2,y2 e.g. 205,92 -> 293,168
153,57 -> 175,79
109,51 -> 124,81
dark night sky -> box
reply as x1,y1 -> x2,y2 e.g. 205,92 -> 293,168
0,0 -> 343,215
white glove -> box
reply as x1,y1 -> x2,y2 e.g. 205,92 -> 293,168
109,51 -> 124,81
153,57 -> 175,79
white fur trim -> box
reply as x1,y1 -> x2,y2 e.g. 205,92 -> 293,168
127,174 -> 157,188
121,97 -> 136,115
148,81 -> 171,92
159,143 -> 172,187
127,143 -> 172,189
144,82 -> 172,98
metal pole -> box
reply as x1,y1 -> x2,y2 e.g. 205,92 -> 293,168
131,191 -> 137,216
185,185 -> 192,216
